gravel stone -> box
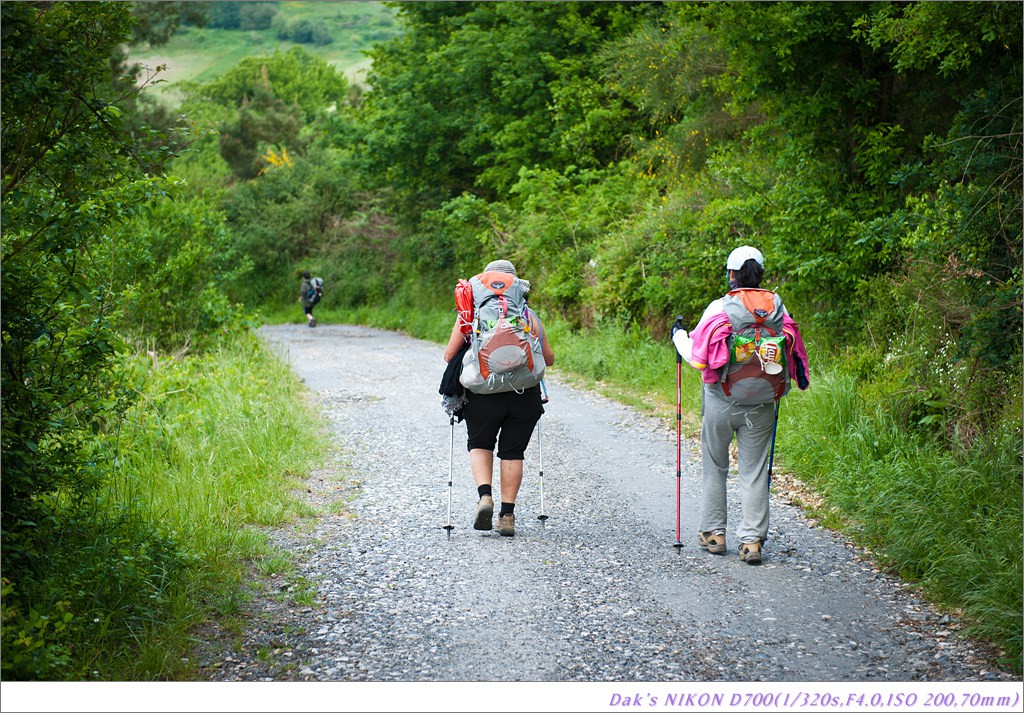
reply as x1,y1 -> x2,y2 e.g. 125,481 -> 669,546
188,324 -> 1017,686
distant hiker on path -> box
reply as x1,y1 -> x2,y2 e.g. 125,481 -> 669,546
673,246 -> 809,564
442,259 -> 555,537
299,270 -> 323,328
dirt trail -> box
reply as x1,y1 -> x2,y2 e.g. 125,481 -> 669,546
186,323 -> 1018,711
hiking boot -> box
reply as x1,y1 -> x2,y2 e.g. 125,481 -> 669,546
739,539 -> 763,565
497,513 -> 515,537
473,495 -> 493,531
310,317 -> 317,328
698,530 -> 726,555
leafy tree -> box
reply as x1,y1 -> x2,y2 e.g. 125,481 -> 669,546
179,47 -> 350,180
239,1 -> 278,31
360,1 -> 657,219
598,15 -> 756,193
173,1 -> 280,32
850,1 -> 1023,440
102,3 -> 213,176
128,1 -> 210,46
220,136 -> 381,307
1,2 -> 255,678
96,193 -> 254,353
275,15 -> 332,45
219,85 -> 304,180
3,0 -> 145,517
175,46 -> 372,302
184,46 -> 349,122
591,1 -> 1020,444
1,1 -> 187,678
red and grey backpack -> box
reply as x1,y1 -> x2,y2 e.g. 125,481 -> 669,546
719,288 -> 790,405
457,270 -> 545,394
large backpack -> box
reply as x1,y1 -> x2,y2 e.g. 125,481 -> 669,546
458,270 -> 545,395
308,277 -> 324,305
719,288 -> 790,405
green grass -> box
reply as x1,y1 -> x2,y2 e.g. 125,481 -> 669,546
784,372 -> 1023,672
130,0 -> 400,102
101,331 -> 330,679
551,318 -> 705,433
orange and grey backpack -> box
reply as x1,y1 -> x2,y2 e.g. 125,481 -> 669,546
457,270 -> 545,395
719,288 -> 790,405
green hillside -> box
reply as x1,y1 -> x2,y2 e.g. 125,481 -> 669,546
129,0 -> 399,98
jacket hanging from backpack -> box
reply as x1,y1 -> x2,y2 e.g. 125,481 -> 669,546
687,308 -> 810,393
439,339 -> 470,420
458,270 -> 546,395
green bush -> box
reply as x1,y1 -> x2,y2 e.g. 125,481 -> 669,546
97,192 -> 254,355
1,493 -> 193,680
2,332 -> 328,680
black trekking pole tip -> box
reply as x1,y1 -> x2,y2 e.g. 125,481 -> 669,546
442,524 -> 454,539
537,514 -> 548,522
673,541 -> 683,552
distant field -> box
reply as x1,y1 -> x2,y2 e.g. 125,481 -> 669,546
130,1 -> 400,104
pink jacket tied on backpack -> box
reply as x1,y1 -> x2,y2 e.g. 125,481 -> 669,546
677,311 -> 809,389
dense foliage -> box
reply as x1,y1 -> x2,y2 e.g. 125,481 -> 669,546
348,0 -> 1022,447
1,2 -> 254,679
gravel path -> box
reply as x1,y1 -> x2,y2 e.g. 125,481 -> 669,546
192,324 -> 1018,701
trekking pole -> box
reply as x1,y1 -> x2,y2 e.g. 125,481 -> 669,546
443,414 -> 455,539
767,399 -> 781,490
673,316 -> 684,552
537,380 -> 549,527
536,421 -> 548,527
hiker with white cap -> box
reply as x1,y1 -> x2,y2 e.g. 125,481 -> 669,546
672,246 -> 809,564
443,259 -> 555,536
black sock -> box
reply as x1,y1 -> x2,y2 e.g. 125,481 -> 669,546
499,502 -> 515,516
478,484 -> 492,499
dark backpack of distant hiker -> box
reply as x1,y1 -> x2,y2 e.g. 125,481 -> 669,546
719,288 -> 790,405
307,277 -> 324,306
457,270 -> 545,395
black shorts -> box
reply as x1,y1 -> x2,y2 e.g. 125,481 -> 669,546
463,386 -> 544,460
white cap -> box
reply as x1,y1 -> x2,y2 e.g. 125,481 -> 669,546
726,245 -> 764,270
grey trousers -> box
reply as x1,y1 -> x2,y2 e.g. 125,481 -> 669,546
700,384 -> 777,543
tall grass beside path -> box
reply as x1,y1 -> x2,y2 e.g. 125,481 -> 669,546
120,333 -> 324,533
102,332 -> 328,678
783,372 -> 1023,672
1,330 -> 327,680
321,298 -> 1022,675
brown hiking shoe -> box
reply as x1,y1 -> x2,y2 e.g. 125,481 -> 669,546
698,530 -> 726,555
497,513 -> 515,537
473,495 -> 493,531
739,539 -> 763,564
